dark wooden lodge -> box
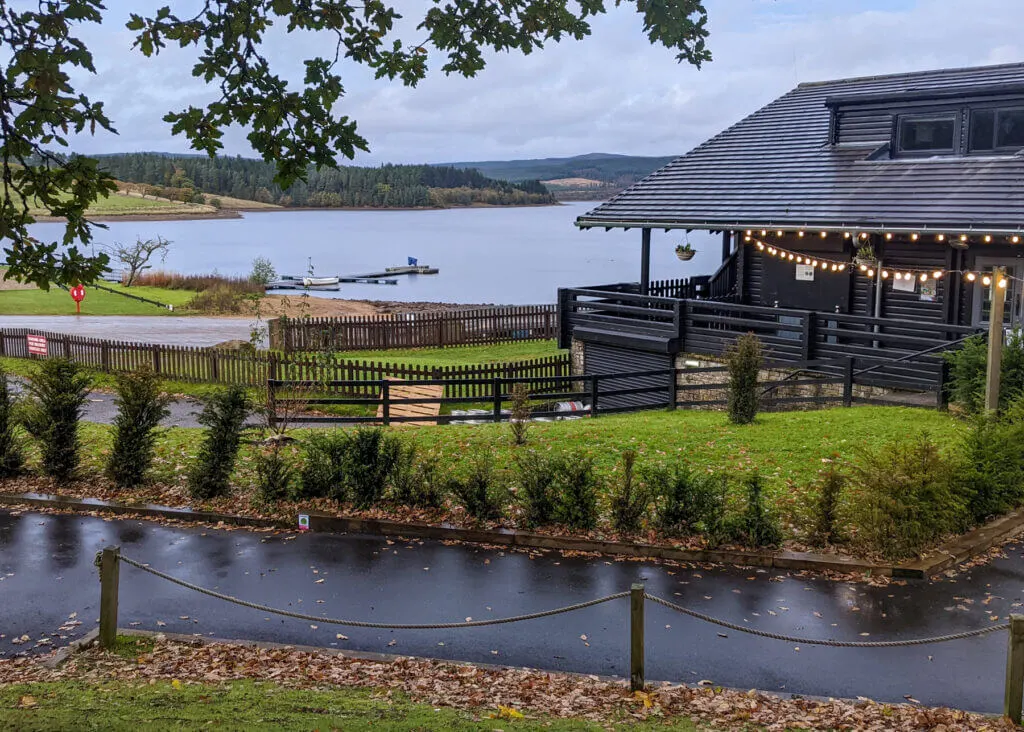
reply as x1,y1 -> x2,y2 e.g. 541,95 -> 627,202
560,63 -> 1024,406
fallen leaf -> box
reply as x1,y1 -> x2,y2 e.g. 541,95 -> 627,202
17,695 -> 37,709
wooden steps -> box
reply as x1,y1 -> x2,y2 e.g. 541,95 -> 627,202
377,381 -> 444,425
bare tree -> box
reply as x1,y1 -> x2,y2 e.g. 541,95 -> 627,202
106,236 -> 171,286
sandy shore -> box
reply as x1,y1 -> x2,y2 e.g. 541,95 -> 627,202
257,295 -> 492,318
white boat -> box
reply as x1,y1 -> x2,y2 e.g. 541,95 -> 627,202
302,276 -> 340,286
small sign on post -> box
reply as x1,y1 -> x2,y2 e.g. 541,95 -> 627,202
70,284 -> 86,314
26,334 -> 48,357
297,514 -> 310,531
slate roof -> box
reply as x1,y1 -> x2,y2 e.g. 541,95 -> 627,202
577,63 -> 1024,235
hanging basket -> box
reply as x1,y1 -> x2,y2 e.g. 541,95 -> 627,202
853,256 -> 877,268
675,248 -> 696,261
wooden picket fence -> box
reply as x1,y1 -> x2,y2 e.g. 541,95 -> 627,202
0,328 -> 571,397
268,305 -> 559,352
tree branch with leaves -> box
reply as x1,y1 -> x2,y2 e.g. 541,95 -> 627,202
1,0 -> 711,287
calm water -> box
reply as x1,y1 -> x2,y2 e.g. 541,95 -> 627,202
28,202 -> 723,305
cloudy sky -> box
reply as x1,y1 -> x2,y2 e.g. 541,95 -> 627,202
64,0 -> 1024,165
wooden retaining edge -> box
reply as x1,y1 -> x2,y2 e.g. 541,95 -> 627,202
7,492 -> 1023,578
0,491 -> 892,576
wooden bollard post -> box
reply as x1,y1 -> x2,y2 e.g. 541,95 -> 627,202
1005,614 -> 1024,723
98,546 -> 121,650
630,583 -> 645,692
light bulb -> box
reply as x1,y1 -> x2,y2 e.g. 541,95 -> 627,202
798,231 -> 805,238
904,273 -> 911,281
859,264 -> 867,272
933,271 -> 943,279
811,260 -> 818,267
745,235 -> 752,242
860,233 -> 869,240
999,279 -> 1008,289
967,272 -> 976,281
746,230 -> 752,236
983,275 -> 992,286
920,273 -> 928,282
838,264 -> 846,272
960,234 -> 968,242
777,230 -> 783,237
911,233 -> 919,241
938,234 -> 946,242
1014,236 -> 1021,244
761,230 -> 767,236
985,235 -> 993,243
844,232 -> 851,239
867,269 -> 875,277
894,273 -> 903,280
831,264 -> 838,272
820,231 -> 827,238
882,270 -> 889,279
788,253 -> 794,260
885,233 -> 893,240
796,256 -> 803,263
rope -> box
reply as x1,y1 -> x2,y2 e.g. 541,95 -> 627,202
644,594 -> 1008,648
117,554 -> 627,629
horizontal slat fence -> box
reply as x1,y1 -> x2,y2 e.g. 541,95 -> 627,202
0,328 -> 570,396
270,305 -> 559,352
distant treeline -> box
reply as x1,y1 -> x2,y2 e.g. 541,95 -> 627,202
96,153 -> 555,209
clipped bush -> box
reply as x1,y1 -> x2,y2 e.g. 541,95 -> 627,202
955,406 -> 1024,523
106,367 -> 171,489
724,332 -> 763,425
389,444 -> 444,509
449,457 -> 505,520
254,443 -> 295,503
809,462 -> 845,547
515,450 -> 558,527
847,434 -> 966,560
609,449 -> 650,534
0,371 -> 24,477
187,385 -> 250,499
944,329 -> 1024,414
647,464 -> 725,537
341,428 -> 399,509
298,431 -> 349,500
22,358 -> 91,480
734,473 -> 782,548
509,383 -> 530,446
553,453 -> 600,531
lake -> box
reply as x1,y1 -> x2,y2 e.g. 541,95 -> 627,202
28,202 -> 724,305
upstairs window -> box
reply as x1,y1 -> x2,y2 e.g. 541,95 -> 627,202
970,107 -> 1024,152
897,113 -> 957,154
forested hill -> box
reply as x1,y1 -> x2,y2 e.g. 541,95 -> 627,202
96,153 -> 555,209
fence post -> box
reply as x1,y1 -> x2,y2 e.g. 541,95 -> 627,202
101,341 -> 110,372
98,546 -> 120,650
801,312 -> 816,362
843,358 -> 854,407
630,583 -> 645,692
668,366 -> 678,410
152,344 -> 161,374
937,359 -> 950,411
63,334 -> 71,359
590,375 -> 600,417
1006,614 -> 1024,723
492,377 -> 502,422
381,380 -> 391,426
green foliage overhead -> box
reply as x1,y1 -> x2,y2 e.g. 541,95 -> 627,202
1,1 -> 711,286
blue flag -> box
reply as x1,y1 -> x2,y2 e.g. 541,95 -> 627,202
407,257 -> 418,266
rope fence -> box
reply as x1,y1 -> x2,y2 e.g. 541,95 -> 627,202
94,547 -> 1024,723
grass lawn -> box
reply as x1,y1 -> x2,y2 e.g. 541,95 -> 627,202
0,283 -> 196,316
27,192 -> 212,218
338,339 -> 564,365
0,679 -> 703,732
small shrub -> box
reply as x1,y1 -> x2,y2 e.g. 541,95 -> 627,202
389,444 -> 444,509
553,453 -> 600,531
955,407 -> 1024,523
847,434 -> 966,560
809,462 -> 845,547
944,330 -> 1024,414
609,449 -> 650,534
22,358 -> 91,480
449,457 -> 504,520
734,474 -> 783,548
647,465 -> 725,537
249,256 -> 277,286
341,428 -> 399,509
509,383 -> 530,445
106,367 -> 171,489
298,431 -> 348,500
187,385 -> 250,500
209,197 -> 222,209
0,371 -> 24,477
187,285 -> 246,314
254,444 -> 295,503
515,451 -> 558,527
724,332 -> 763,425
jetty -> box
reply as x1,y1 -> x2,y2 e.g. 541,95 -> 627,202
265,262 -> 438,291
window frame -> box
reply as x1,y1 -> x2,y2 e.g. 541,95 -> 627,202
894,112 -> 960,157
968,104 -> 1024,154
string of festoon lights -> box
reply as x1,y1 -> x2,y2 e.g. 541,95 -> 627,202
744,230 -> 1024,289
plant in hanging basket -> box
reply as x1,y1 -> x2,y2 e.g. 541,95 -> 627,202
675,243 -> 696,261
853,243 -> 877,266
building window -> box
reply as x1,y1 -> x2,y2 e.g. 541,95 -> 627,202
897,114 -> 957,154
970,107 -> 1024,152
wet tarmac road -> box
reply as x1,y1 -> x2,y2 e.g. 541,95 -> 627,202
0,316 -> 257,347
1,509 -> 1019,713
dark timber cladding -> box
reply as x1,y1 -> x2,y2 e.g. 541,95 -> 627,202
560,62 -> 1024,395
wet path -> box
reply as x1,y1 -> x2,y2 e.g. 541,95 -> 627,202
0,509 -> 1019,713
0,316 -> 256,347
